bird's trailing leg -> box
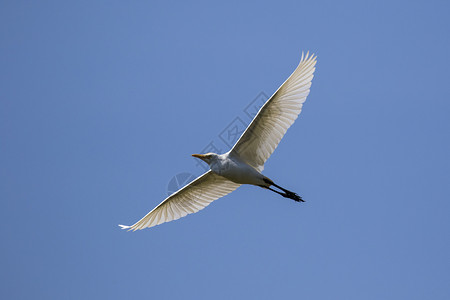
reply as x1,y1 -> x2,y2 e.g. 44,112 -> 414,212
261,179 -> 304,202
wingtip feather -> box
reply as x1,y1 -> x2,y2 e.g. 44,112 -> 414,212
300,51 -> 317,62
118,224 -> 131,230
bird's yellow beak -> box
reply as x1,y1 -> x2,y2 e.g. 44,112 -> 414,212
191,154 -> 205,159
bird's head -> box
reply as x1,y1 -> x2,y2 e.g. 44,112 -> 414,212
192,153 -> 216,165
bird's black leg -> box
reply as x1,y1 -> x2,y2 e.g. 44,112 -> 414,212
266,186 -> 287,197
271,183 -> 304,202
259,183 -> 304,202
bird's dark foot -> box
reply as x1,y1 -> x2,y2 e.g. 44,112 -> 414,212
283,191 -> 305,202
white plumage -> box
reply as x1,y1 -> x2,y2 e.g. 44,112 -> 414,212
120,52 -> 317,231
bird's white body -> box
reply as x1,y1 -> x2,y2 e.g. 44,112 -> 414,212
209,152 -> 269,186
120,52 -> 317,230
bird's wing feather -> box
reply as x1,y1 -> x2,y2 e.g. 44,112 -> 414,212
119,171 -> 240,231
230,52 -> 317,171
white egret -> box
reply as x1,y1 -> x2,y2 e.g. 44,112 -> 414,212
120,52 -> 317,231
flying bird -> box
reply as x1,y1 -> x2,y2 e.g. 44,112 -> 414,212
120,52 -> 317,231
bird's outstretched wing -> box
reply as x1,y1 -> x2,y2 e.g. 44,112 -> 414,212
119,171 -> 240,231
230,52 -> 317,171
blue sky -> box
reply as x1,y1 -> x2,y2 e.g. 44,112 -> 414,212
1,1 -> 449,299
